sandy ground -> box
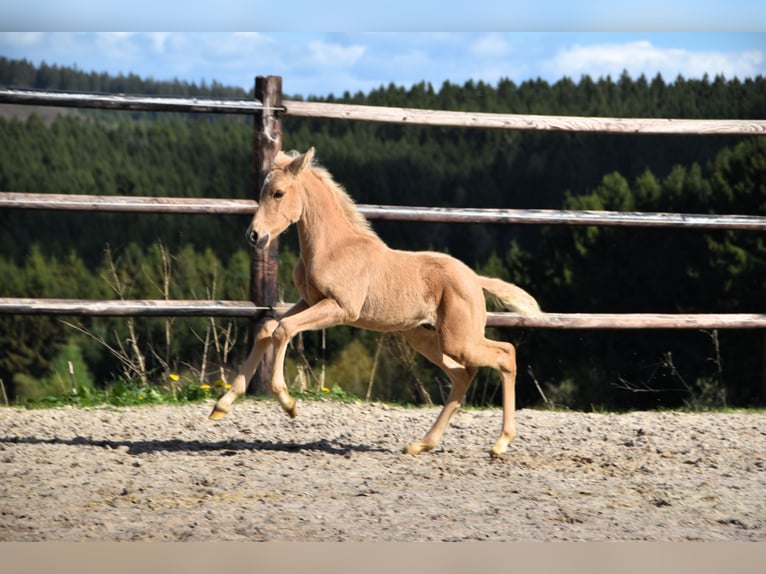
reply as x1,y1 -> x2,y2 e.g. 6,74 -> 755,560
1,399 -> 764,541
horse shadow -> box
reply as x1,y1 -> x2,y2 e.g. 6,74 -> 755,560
0,434 -> 392,457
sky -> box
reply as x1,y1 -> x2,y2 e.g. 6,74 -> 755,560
1,2 -> 765,99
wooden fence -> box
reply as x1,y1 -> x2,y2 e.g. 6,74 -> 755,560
2,79 -> 766,337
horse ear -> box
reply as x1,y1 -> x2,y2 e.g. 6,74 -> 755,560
288,147 -> 315,175
274,150 -> 291,164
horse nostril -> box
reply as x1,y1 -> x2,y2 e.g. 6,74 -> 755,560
247,228 -> 269,250
255,233 -> 270,250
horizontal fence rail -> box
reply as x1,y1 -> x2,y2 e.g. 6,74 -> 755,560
0,192 -> 257,214
3,88 -> 766,135
0,88 -> 268,115
284,99 -> 766,135
2,192 -> 766,230
357,204 -> 766,230
1,298 -> 765,329
486,312 -> 766,330
0,298 -> 275,317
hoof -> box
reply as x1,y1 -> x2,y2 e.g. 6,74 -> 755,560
403,441 -> 433,456
284,400 -> 298,419
490,430 -> 515,457
209,406 -> 228,421
489,446 -> 508,459
490,438 -> 513,458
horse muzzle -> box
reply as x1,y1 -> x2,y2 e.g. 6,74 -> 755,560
246,227 -> 270,250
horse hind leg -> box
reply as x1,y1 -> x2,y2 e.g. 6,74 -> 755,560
449,337 -> 518,457
437,299 -> 519,456
209,318 -> 278,420
401,327 -> 477,455
488,340 -> 518,457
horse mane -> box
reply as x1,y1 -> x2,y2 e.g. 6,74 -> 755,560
276,150 -> 379,240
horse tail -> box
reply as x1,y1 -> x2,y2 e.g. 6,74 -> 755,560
479,276 -> 542,318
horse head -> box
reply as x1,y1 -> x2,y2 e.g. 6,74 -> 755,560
247,147 -> 315,250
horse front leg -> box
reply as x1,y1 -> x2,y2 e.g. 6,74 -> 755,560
209,318 -> 279,420
209,301 -> 309,420
268,298 -> 350,418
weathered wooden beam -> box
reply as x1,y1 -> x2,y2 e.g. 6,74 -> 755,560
357,204 -> 766,230
1,298 -> 764,329
284,99 -> 766,135
486,312 -> 766,329
5,88 -> 765,135
3,192 -> 766,230
0,88 -> 268,115
0,298 -> 286,317
0,192 -> 256,214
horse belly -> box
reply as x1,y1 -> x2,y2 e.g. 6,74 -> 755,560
353,312 -> 435,332
355,273 -> 438,332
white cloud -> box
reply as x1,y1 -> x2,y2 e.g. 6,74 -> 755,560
308,40 -> 366,68
89,33 -> 144,67
148,32 -> 171,54
0,32 -> 45,47
100,32 -> 135,41
471,33 -> 510,58
547,40 -> 765,80
207,32 -> 270,57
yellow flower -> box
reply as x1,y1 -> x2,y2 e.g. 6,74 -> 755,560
214,379 -> 226,388
321,387 -> 331,393
224,383 -> 232,390
169,373 -> 180,382
200,384 -> 211,390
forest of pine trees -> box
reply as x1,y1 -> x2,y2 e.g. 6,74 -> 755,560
1,56 -> 764,409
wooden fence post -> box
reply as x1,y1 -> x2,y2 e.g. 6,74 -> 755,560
249,75 -> 282,395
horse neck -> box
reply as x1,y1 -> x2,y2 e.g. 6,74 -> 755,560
296,173 -> 358,259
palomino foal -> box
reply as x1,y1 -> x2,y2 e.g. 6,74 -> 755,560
211,147 -> 542,456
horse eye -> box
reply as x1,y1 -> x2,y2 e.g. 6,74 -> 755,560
273,190 -> 285,199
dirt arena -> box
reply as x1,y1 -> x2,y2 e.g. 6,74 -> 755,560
1,400 -> 764,541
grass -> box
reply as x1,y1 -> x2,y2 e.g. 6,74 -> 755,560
292,384 -> 361,404
13,383 -> 209,409
4,379 -> 764,415
4,380 -> 365,410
